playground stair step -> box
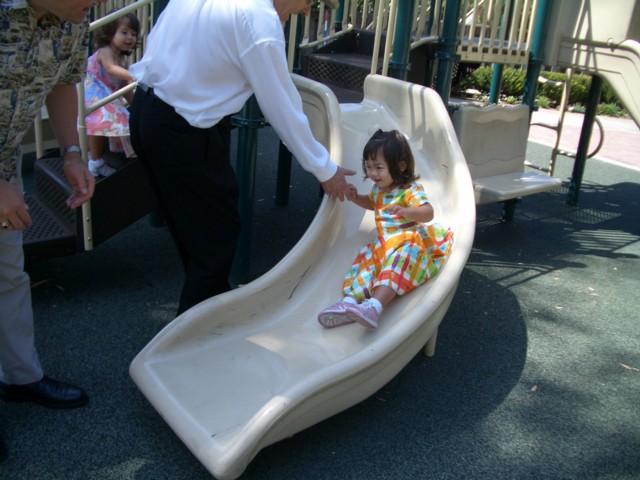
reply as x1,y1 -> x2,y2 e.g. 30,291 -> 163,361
302,29 -> 385,96
23,154 -> 157,262
302,29 -> 436,99
305,52 -> 381,94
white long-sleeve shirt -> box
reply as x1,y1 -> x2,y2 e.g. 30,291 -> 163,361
129,0 -> 337,182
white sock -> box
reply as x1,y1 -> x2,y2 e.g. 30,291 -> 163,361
364,298 -> 383,314
342,296 -> 358,305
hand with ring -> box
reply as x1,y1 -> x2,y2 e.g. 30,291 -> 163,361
0,179 -> 32,231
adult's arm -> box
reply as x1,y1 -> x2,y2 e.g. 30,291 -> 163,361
240,41 -> 355,200
46,84 -> 95,208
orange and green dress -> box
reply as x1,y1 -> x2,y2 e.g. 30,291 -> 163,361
343,182 -> 454,301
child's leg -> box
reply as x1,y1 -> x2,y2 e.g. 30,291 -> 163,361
121,136 -> 136,158
88,135 -> 104,161
87,136 -> 116,177
372,286 -> 396,308
341,286 -> 396,330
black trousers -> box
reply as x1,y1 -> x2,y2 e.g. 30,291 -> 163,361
130,87 -> 241,315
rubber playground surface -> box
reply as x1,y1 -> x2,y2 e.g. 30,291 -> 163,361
1,111 -> 638,479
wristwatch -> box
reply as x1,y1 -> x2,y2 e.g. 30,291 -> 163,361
61,144 -> 82,156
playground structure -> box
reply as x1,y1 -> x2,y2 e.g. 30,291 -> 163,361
22,0 -> 640,261
18,1 -> 640,478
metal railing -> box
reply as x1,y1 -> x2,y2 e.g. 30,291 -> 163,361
457,0 -> 538,65
74,0 -> 156,251
294,0 -> 536,78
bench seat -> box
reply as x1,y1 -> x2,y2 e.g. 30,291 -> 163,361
474,171 -> 562,205
452,103 -> 562,220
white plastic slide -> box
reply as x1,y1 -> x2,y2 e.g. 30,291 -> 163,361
130,74 -> 476,480
543,0 -> 640,128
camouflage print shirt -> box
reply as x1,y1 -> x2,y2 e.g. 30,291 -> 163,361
0,0 -> 89,181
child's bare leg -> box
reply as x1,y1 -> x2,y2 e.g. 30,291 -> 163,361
372,286 -> 396,308
88,135 -> 104,161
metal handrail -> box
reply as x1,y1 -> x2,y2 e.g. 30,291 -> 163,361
529,68 -> 605,176
78,0 -> 155,251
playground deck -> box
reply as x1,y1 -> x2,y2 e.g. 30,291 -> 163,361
1,112 -> 638,479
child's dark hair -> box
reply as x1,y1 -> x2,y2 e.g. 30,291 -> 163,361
362,129 -> 419,185
92,12 -> 140,55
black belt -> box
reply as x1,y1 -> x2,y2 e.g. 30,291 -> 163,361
138,83 -> 152,93
136,83 -> 234,131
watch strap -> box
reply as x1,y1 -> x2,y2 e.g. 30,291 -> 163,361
61,144 -> 82,156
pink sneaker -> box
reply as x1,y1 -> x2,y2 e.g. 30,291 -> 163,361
318,300 -> 356,328
344,301 -> 379,329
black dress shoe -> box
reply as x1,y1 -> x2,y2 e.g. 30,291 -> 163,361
0,375 -> 89,409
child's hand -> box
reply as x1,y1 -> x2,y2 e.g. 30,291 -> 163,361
346,184 -> 359,202
388,203 -> 435,223
387,204 -> 406,217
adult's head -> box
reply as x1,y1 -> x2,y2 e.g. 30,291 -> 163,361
27,0 -> 107,23
273,0 -> 339,22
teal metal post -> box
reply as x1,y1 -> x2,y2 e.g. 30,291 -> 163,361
335,0 -> 344,32
522,0 -> 552,109
488,0 -> 515,103
567,76 -> 603,206
231,96 -> 265,285
152,0 -> 168,22
388,0 -> 417,80
276,144 -> 292,206
434,0 -> 462,106
489,64 -> 505,103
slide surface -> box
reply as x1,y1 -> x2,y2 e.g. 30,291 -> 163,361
129,74 -> 476,480
544,0 -> 640,128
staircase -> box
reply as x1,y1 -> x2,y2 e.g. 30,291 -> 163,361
300,29 -> 436,103
23,153 -> 157,262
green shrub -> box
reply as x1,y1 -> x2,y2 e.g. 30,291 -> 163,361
459,66 -> 625,115
536,96 -> 551,108
598,103 -> 623,117
501,68 -> 526,96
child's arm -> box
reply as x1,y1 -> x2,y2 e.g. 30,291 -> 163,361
98,48 -> 135,83
346,185 -> 374,210
387,203 -> 434,223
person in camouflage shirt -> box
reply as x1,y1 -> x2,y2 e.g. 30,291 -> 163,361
0,0 -> 103,442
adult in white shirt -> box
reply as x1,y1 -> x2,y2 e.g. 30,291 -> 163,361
129,0 -> 352,315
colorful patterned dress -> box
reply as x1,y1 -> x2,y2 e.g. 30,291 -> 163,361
343,182 -> 454,301
84,50 -> 131,152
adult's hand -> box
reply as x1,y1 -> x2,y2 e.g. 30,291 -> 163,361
63,154 -> 95,209
320,166 -> 357,201
0,179 -> 32,231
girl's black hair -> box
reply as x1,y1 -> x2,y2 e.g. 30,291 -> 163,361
92,12 -> 140,55
362,129 -> 419,185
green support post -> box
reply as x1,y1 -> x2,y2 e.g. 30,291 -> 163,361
434,0 -> 462,106
276,143 -> 292,206
152,0 -> 168,22
489,0 -> 516,104
567,75 -> 603,206
522,0 -> 552,110
230,96 -> 265,285
489,64 -> 504,104
388,0 -> 418,80
335,0 -> 344,32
